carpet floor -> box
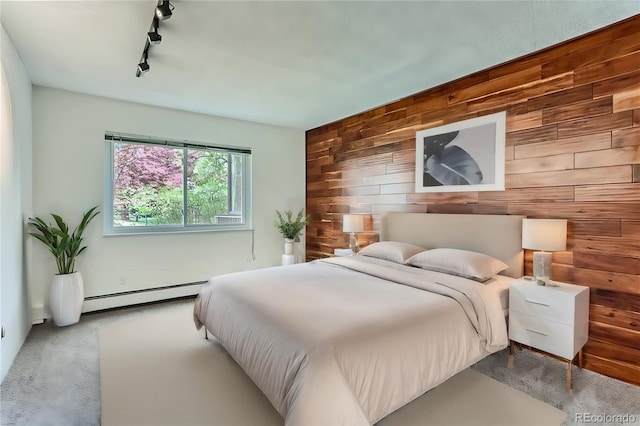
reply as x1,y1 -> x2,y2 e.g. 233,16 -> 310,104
100,303 -> 565,426
2,298 -> 639,425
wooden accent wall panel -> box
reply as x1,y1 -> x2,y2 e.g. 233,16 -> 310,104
306,15 -> 640,385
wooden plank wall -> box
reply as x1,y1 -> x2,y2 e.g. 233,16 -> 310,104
305,15 -> 640,385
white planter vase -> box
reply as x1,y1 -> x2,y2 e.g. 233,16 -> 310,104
50,272 -> 84,327
284,238 -> 295,255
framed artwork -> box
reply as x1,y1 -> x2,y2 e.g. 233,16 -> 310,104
415,111 -> 506,193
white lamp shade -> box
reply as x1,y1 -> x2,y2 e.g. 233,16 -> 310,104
522,219 -> 567,251
343,214 -> 364,233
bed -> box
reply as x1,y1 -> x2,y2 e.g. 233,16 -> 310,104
193,213 -> 524,425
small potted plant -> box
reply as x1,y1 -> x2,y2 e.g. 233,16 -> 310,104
275,209 -> 310,255
28,206 -> 99,326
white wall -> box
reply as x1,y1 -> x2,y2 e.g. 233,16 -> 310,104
1,25 -> 33,382
30,87 -> 305,320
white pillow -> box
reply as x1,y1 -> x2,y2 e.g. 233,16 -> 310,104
358,241 -> 426,264
406,248 -> 508,282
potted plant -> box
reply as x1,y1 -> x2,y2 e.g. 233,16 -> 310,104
28,206 -> 99,326
275,209 -> 310,255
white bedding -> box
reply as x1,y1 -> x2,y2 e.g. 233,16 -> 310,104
193,256 -> 508,425
484,275 -> 512,316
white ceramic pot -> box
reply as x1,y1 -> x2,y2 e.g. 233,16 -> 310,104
284,238 -> 295,255
50,272 -> 84,327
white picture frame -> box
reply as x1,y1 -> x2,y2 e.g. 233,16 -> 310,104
415,111 -> 506,193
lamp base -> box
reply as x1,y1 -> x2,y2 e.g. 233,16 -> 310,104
349,232 -> 359,254
532,251 -> 552,285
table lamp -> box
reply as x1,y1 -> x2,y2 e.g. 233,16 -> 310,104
522,218 -> 567,286
343,214 -> 364,254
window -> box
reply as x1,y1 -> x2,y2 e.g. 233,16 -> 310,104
104,132 -> 251,234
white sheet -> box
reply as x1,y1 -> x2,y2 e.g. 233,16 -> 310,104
194,256 -> 508,425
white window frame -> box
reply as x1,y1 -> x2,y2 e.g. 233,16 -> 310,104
103,132 -> 252,235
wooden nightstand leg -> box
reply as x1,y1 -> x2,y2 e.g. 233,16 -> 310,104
578,349 -> 583,369
507,340 -> 515,368
566,359 -> 573,393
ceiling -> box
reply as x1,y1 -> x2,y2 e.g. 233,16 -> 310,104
1,1 -> 638,130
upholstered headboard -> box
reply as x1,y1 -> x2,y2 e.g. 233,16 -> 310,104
380,213 -> 525,278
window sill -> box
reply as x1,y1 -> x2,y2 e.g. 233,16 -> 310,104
103,226 -> 254,237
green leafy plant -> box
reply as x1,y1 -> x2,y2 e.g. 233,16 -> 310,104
28,206 -> 100,275
275,209 -> 310,240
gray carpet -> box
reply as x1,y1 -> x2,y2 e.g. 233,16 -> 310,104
474,348 -> 640,425
2,298 -> 639,426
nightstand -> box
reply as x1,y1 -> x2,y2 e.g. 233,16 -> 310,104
508,278 -> 589,391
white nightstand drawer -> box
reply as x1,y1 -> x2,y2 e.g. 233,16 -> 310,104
509,312 -> 577,359
510,283 -> 577,325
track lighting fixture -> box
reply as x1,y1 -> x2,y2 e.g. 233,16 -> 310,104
135,1 -> 174,77
155,1 -> 173,21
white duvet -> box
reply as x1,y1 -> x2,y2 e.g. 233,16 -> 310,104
193,256 -> 508,425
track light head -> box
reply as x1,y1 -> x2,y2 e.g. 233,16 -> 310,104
137,60 -> 150,74
148,16 -> 162,45
147,30 -> 162,45
155,1 -> 173,21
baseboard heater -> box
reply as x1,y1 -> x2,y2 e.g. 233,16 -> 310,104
82,281 -> 206,313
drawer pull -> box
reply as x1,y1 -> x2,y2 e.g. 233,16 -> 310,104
525,299 -> 549,307
525,328 -> 548,336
